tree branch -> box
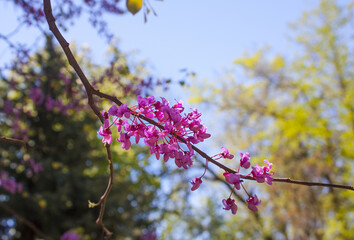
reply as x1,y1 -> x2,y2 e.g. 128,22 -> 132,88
42,0 -> 353,235
0,136 -> 27,151
95,144 -> 114,238
43,0 -> 102,123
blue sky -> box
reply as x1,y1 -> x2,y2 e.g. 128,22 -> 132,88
1,0 -> 320,81
0,0 -> 322,156
68,0 -> 320,79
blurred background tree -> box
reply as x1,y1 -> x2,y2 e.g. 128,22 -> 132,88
0,35 -> 170,239
185,0 -> 353,239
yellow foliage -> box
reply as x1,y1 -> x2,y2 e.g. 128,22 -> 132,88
234,49 -> 263,69
83,166 -> 99,177
7,90 -> 19,100
188,96 -> 204,104
271,55 -> 285,70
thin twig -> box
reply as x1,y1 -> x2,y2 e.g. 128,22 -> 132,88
95,144 -> 114,238
0,136 -> 27,151
0,202 -> 54,240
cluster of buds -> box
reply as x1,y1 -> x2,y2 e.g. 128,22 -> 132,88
98,95 -> 211,169
97,96 -> 274,215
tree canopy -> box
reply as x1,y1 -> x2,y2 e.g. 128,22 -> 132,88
190,0 -> 353,239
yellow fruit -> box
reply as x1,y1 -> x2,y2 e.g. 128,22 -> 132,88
126,0 -> 143,15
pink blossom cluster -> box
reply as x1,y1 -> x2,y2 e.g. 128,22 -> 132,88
191,149 -> 273,215
0,171 -> 22,194
97,97 -> 274,216
251,159 -> 274,185
21,159 -> 44,175
60,230 -> 80,240
29,87 -> 81,115
98,96 -> 211,169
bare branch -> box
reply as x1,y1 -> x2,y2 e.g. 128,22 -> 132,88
0,136 -> 27,151
43,0 -> 102,123
94,144 -> 114,238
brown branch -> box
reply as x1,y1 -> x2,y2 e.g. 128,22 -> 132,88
43,0 -> 102,123
42,0 -> 353,235
0,136 -> 27,151
90,144 -> 114,238
0,202 -> 54,240
43,0 -> 113,235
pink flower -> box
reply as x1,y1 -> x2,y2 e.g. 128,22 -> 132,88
251,159 -> 274,185
220,147 -> 234,159
109,103 -> 129,118
137,95 -> 155,118
190,177 -> 202,191
240,152 -> 251,169
175,151 -> 193,169
247,194 -> 261,212
222,198 -> 238,215
108,105 -> 118,116
144,125 -> 159,146
97,126 -> 112,144
172,100 -> 184,113
223,172 -> 241,190
101,110 -> 110,128
98,96 -> 211,168
60,230 -> 80,240
117,132 -> 131,150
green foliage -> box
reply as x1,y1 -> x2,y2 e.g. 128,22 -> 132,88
0,37 -> 164,239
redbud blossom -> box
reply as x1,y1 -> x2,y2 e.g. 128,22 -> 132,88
222,198 -> 238,215
101,110 -> 110,129
247,194 -> 261,212
223,172 -> 242,190
98,96 -> 211,169
190,177 -> 203,191
251,159 -> 274,185
96,96 -> 276,217
220,147 -> 234,159
97,126 -> 112,144
117,132 -> 131,150
240,152 -> 251,169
